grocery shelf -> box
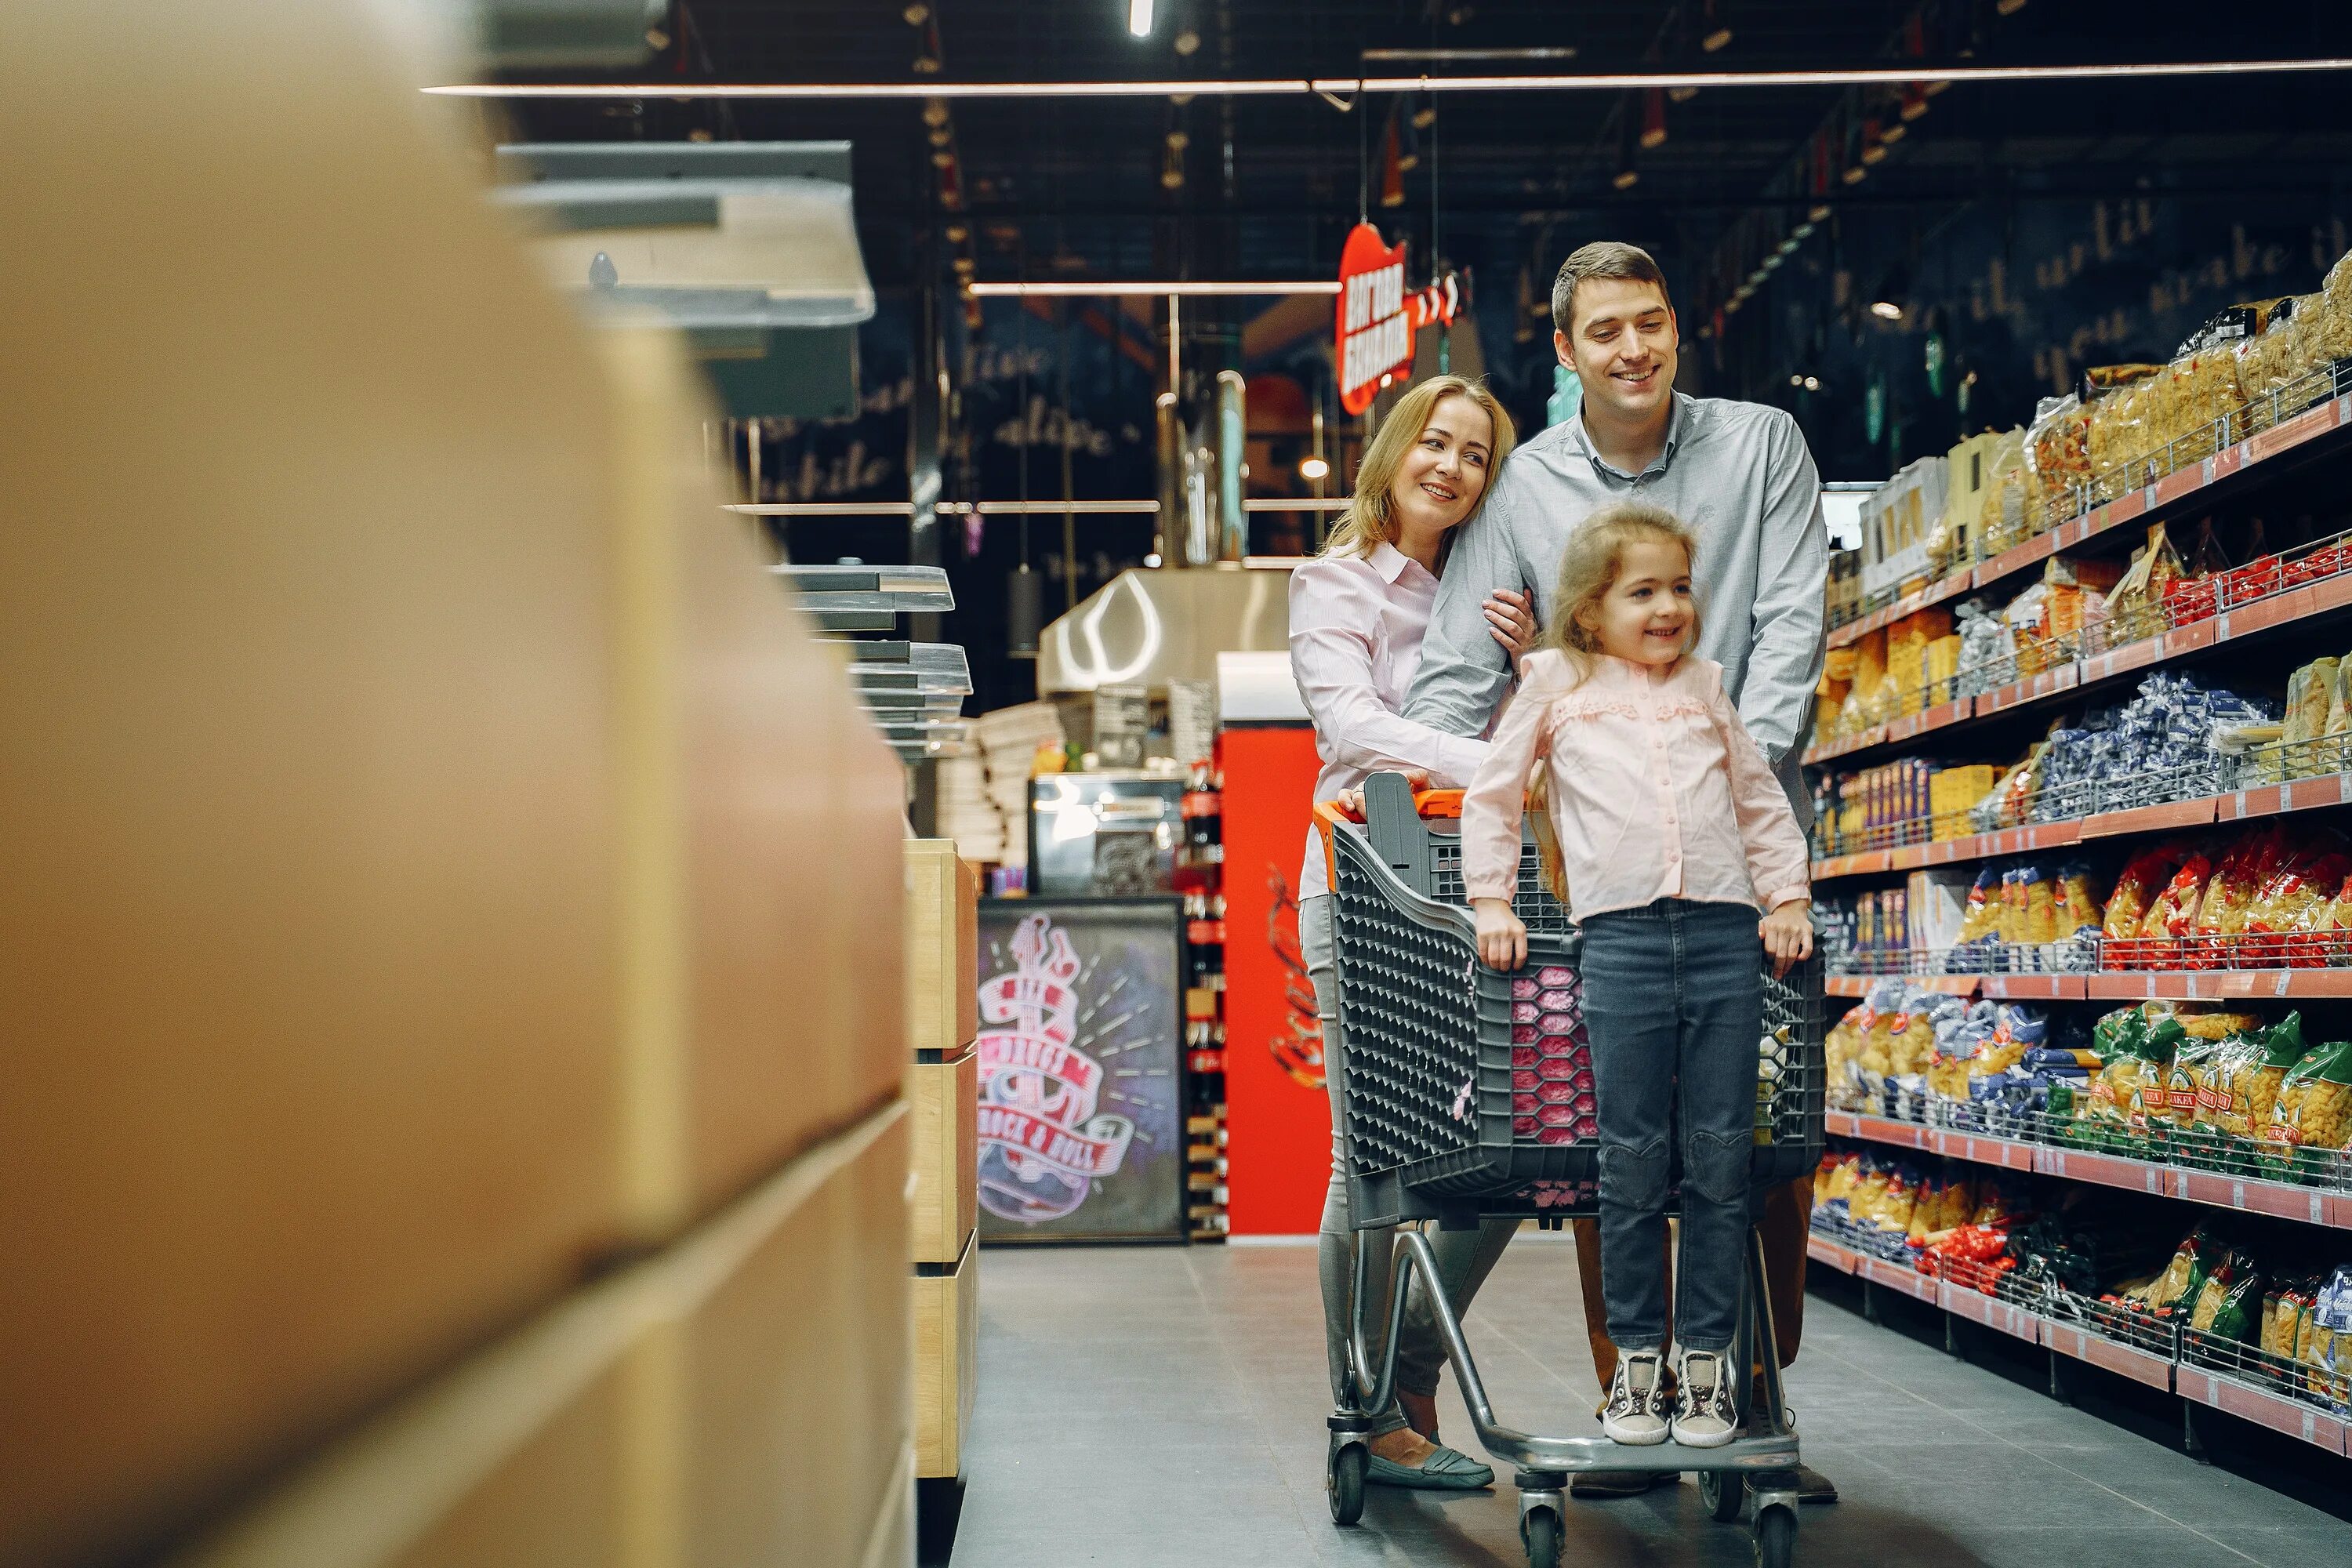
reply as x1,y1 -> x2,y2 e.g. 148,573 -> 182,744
1803,574 -> 2352,768
2177,1359 -> 2352,1457
1823,1109 -> 2036,1171
1825,381 -> 2352,652
2083,968 -> 2352,1000
1822,1108 -> 2352,1227
1811,768 -> 2352,882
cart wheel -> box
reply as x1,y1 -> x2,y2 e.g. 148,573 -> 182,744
1700,1467 -> 1745,1523
1753,1503 -> 1796,1568
1520,1505 -> 1563,1568
1327,1443 -> 1367,1526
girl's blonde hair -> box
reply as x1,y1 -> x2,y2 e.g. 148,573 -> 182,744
1322,375 -> 1517,559
1540,501 -> 1701,669
1526,503 -> 1699,906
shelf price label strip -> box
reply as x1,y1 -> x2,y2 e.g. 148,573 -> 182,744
1824,1111 -> 2352,1227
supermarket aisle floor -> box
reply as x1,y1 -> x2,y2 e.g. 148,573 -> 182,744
949,1237 -> 2352,1568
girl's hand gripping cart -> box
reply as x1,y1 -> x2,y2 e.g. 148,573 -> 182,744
1313,771 -> 1824,1568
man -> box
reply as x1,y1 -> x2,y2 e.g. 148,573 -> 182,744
1403,241 -> 1832,1501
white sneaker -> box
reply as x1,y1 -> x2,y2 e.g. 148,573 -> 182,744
1669,1349 -> 1740,1448
1600,1351 -> 1670,1446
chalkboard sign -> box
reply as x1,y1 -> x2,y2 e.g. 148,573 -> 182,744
975,898 -> 1186,1243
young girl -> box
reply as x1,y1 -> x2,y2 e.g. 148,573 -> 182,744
1459,503 -> 1813,1450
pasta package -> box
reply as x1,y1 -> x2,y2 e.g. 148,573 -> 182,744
2265,1036 -> 2352,1166
2315,250 -> 2352,364
2105,844 -> 2187,938
2139,851 -> 2213,942
2218,1013 -> 2311,1138
2237,297 -> 2312,401
2249,850 -> 2352,967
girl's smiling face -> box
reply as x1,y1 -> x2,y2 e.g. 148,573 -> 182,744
1577,536 -> 1695,666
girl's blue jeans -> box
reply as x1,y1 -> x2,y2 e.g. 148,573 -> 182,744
1578,897 -> 1763,1356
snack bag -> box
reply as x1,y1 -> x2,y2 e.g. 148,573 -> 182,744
2013,864 -> 2059,946
2264,1036 -> 2352,1174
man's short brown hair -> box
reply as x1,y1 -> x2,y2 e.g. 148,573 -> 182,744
1552,241 -> 1673,336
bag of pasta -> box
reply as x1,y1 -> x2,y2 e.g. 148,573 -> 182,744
2263,1036 -> 2352,1178
2219,1013 -> 2311,1142
2237,296 -> 2311,404
2187,829 -> 2281,964
1956,864 -> 2005,946
2025,394 -> 2092,527
2315,250 -> 2352,364
2136,849 -> 2213,971
2089,1011 -> 2183,1142
2307,1264 -> 2352,1411
2299,1276 -> 2350,1410
2104,843 -> 2187,941
2188,1251 -> 2263,1342
2136,1225 -> 2220,1317
2251,850 -> 2352,967
2164,1035 -> 2228,1134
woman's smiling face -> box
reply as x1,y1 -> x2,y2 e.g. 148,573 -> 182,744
1385,393 -> 1495,535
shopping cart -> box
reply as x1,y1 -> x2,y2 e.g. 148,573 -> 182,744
1313,771 -> 1824,1568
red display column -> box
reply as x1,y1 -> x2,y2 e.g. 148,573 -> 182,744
1216,723 -> 1331,1236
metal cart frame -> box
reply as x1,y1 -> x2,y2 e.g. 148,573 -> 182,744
1313,773 -> 1824,1568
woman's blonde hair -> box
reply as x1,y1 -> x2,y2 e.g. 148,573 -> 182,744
1322,374 -> 1516,559
1540,501 -> 1700,668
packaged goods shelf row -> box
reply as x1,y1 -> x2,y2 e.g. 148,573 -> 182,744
1827,369 -> 2352,649
1826,967 -> 2352,1001
1820,1109 -> 2352,1228
1814,762 -> 2352,882
1806,1232 -> 2352,1457
1805,546 -> 2352,768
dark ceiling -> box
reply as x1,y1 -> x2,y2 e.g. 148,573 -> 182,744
488,3 -> 2352,712
500,1 -> 2352,304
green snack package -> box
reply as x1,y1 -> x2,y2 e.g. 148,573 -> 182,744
2263,1036 -> 2352,1178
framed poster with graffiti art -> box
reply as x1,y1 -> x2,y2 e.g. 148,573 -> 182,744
975,898 -> 1186,1243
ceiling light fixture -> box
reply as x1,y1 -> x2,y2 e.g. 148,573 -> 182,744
1870,299 -> 1904,321
1700,0 -> 1733,53
1803,376 -> 1821,391
1127,0 -> 1153,38
967,280 -> 1338,296
1299,456 -> 1330,481
423,57 -> 2352,100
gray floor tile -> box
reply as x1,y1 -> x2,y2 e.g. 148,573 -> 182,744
949,1242 -> 2352,1568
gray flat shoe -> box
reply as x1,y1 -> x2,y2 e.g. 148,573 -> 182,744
1365,1444 -> 1495,1490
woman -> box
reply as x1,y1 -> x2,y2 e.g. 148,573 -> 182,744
1290,374 -> 1532,1490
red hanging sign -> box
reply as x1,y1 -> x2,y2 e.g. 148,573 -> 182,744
1334,222 -> 1464,416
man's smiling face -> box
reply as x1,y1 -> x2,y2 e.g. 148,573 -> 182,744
1555,275 -> 1679,428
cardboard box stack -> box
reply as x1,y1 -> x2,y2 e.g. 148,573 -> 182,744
3,20 -> 912,1567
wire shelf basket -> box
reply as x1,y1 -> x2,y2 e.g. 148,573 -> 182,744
2181,1327 -> 2352,1415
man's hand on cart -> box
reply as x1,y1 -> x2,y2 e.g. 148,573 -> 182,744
1332,769 -> 1430,819
1472,896 -> 1526,971
1759,898 -> 1813,978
